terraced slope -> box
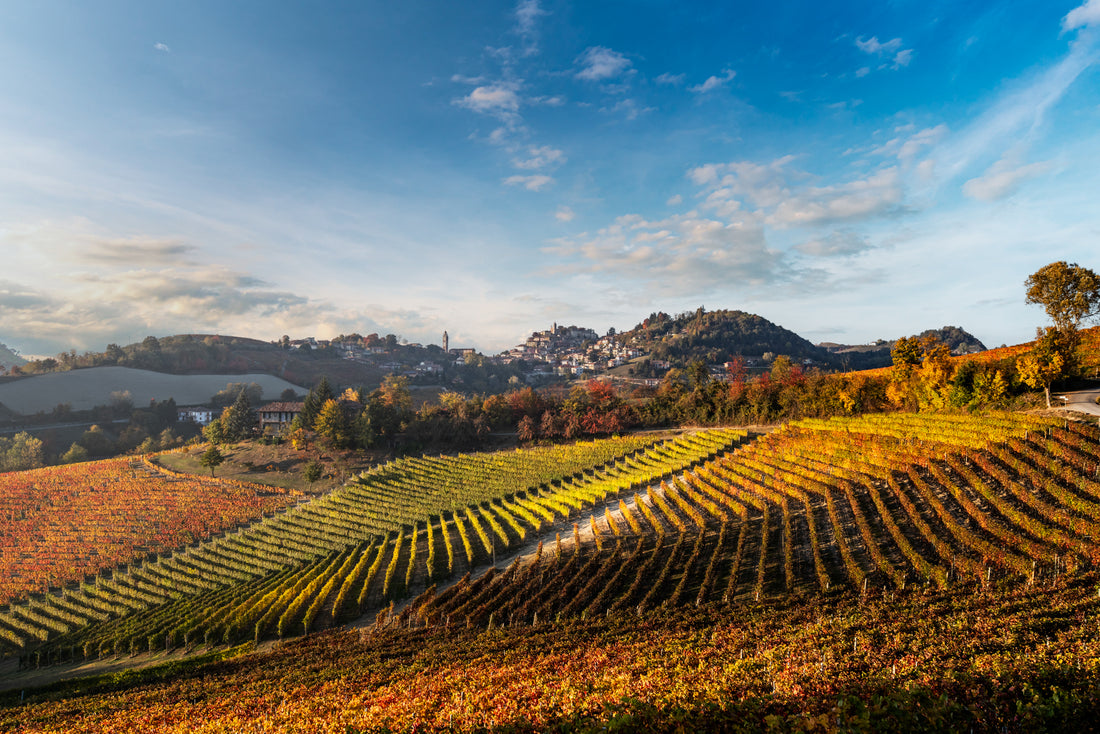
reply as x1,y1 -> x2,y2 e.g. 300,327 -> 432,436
0,458 -> 299,605
12,429 -> 744,662
400,412 -> 1100,627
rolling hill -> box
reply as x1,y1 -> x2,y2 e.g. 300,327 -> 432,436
0,367 -> 304,415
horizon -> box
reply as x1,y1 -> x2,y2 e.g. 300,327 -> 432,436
2,1 -> 1099,358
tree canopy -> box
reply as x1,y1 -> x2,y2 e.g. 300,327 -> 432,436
1025,261 -> 1100,333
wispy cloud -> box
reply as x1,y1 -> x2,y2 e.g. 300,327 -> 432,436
795,230 -> 872,257
513,0 -> 546,56
555,206 -> 575,222
153,42 -> 170,53
854,35 -> 914,71
82,237 -> 197,264
545,212 -> 789,293
655,72 -> 685,86
962,157 -> 1052,201
855,36 -> 902,55
512,145 -> 565,170
689,68 -> 735,94
504,174 -> 553,191
1064,0 -> 1100,31
575,47 -> 633,81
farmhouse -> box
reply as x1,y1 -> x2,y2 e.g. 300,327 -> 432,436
258,401 -> 304,431
178,407 -> 216,426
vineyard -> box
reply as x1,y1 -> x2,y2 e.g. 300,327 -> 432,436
394,412 -> 1100,627
4,411 -> 1100,731
0,458 -> 299,604
2,430 -> 743,661
7,573 -> 1100,732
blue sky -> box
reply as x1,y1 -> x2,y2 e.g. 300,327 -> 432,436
2,0 -> 1099,358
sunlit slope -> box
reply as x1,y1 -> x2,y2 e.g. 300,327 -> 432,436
0,458 -> 298,605
405,412 -> 1100,626
7,430 -> 745,658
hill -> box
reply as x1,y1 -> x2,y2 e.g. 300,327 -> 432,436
0,366 -> 304,415
0,343 -> 24,373
819,325 -> 987,370
620,308 -> 837,368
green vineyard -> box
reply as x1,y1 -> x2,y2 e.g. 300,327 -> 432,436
7,429 -> 744,663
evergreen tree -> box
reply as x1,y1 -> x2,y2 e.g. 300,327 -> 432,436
299,376 -> 334,430
221,388 -> 257,442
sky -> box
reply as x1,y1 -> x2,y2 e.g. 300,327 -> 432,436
2,0 -> 1099,358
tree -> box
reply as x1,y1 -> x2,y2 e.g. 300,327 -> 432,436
302,460 -> 323,488
891,336 -> 923,371
202,420 -> 225,445
517,414 -> 538,443
1,432 -> 45,471
220,388 -> 257,442
299,376 -> 334,430
199,445 -> 225,476
1025,261 -> 1100,334
1017,327 -> 1071,408
314,399 -> 351,449
61,442 -> 90,464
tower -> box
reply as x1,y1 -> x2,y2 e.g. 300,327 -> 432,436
443,331 -> 449,353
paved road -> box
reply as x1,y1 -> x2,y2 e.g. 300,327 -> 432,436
1052,388 -> 1100,417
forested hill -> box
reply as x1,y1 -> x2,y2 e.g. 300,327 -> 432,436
819,325 -> 988,371
622,309 -> 836,367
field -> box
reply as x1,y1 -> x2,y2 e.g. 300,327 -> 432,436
2,411 -> 1100,731
0,367 -> 303,415
0,458 -> 299,605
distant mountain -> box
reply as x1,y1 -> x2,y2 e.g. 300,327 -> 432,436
0,341 -> 26,371
818,325 -> 987,370
621,308 -> 837,368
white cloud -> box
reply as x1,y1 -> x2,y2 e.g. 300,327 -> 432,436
456,83 -> 521,116
545,211 -> 786,293
687,156 -> 901,228
666,194 -> 683,206
655,72 -> 686,86
855,36 -> 903,55
854,36 -> 913,73
689,68 -> 735,94
514,0 -> 545,36
575,47 -> 633,81
869,124 -> 948,163
154,42 -> 170,53
504,174 -> 553,191
555,206 -> 575,222
768,168 -> 903,227
893,49 -> 914,68
962,157 -> 1052,201
1064,0 -> 1100,31
512,145 -> 566,170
